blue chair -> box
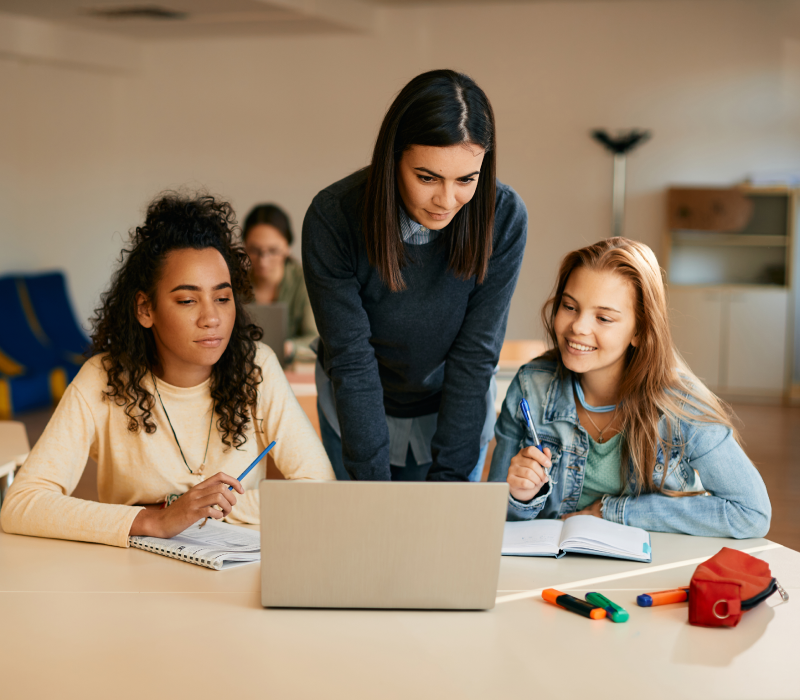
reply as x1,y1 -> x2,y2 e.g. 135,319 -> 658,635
0,272 -> 88,418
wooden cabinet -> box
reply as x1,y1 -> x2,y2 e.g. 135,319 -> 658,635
669,287 -> 788,396
727,289 -> 788,393
668,287 -> 723,388
665,187 -> 796,399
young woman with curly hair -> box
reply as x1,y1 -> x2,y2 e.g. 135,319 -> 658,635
1,193 -> 333,548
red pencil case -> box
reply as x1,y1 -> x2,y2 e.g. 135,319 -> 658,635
688,547 -> 788,628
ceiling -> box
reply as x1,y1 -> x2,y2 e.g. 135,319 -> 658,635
0,0 -> 781,39
0,0 -> 367,39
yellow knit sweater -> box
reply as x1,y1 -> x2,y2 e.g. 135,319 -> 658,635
0,343 -> 333,547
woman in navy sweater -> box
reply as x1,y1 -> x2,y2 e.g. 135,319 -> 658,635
302,69 -> 527,482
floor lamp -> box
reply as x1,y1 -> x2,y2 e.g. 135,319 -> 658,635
591,129 -> 651,238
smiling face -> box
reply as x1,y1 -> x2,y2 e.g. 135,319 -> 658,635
554,266 -> 639,387
396,143 -> 485,230
135,247 -> 236,387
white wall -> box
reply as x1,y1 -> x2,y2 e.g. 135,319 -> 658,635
2,1 -> 800,341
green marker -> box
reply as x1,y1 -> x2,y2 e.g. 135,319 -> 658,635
585,592 -> 629,623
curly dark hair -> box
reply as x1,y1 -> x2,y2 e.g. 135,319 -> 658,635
90,192 -> 263,449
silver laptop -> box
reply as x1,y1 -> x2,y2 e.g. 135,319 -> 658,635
247,303 -> 288,366
259,481 -> 509,610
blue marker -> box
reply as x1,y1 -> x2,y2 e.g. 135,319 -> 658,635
230,440 -> 276,490
519,398 -> 543,453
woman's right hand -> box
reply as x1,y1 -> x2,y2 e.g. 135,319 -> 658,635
507,446 -> 552,502
129,472 -> 245,539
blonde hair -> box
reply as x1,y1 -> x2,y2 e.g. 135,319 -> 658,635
541,237 -> 739,496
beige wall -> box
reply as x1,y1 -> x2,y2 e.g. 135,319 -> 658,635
2,1 -> 800,339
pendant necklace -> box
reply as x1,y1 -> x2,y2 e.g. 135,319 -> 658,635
573,376 -> 619,444
582,405 -> 618,444
152,372 -> 214,475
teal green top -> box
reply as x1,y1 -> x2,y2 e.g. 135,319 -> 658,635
578,431 -> 623,510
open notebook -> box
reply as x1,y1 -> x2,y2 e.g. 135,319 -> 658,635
502,515 -> 652,562
128,519 -> 260,570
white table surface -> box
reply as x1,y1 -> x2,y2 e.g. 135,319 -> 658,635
0,528 -> 796,700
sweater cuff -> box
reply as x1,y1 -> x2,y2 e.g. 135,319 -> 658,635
508,480 -> 552,516
120,506 -> 147,548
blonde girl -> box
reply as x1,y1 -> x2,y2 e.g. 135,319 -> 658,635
488,237 -> 770,538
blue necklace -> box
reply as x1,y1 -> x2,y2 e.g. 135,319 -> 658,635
572,376 -> 617,413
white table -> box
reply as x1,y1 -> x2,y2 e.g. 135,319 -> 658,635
0,529 -> 796,699
0,421 -> 29,502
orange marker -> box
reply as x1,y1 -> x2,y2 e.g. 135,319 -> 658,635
542,588 -> 607,619
636,587 -> 690,607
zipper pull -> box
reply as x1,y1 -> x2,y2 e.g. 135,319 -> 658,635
776,580 -> 790,602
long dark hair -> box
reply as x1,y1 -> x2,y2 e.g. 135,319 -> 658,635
242,203 -> 293,246
364,69 -> 497,292
91,192 -> 263,449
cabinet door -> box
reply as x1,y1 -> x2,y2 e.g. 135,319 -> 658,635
725,289 -> 787,394
668,288 -> 723,389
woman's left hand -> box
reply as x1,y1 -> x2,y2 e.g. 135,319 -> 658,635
562,498 -> 603,520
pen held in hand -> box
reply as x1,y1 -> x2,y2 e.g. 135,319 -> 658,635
519,398 -> 545,462
199,440 -> 278,529
230,440 -> 277,490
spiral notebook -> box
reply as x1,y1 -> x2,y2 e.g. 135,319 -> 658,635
502,515 -> 652,562
128,519 -> 260,570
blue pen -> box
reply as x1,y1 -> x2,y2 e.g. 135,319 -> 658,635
230,440 -> 277,490
519,398 -> 543,452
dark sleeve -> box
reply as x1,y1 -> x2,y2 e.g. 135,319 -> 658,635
427,186 -> 528,481
301,190 -> 391,480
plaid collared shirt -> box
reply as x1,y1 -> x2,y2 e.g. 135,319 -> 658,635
399,207 -> 440,245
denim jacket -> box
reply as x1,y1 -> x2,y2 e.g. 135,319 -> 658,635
487,358 -> 771,539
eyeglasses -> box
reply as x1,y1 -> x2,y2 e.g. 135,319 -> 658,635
246,246 -> 288,260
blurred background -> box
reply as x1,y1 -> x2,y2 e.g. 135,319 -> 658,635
2,0 -> 800,337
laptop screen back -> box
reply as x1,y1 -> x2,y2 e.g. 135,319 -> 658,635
247,303 -> 288,366
260,481 -> 509,610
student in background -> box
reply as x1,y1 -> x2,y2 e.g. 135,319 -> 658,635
0,193 -> 333,548
488,237 -> 771,539
303,69 -> 527,482
242,204 -> 317,362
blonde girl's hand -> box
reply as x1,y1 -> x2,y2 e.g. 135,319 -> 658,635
561,499 -> 603,520
129,472 -> 245,539
507,446 -> 552,502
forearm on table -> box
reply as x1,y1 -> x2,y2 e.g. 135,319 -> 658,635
2,485 -> 143,547
602,491 -> 770,538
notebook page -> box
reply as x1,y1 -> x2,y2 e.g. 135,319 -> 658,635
170,519 -> 260,551
559,515 -> 650,560
502,519 -> 563,556
129,519 -> 260,569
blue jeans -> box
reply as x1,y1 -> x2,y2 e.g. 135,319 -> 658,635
318,400 -> 487,482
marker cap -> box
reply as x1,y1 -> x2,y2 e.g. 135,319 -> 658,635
586,592 -> 629,622
543,589 -> 607,619
636,588 -> 689,607
542,588 -> 560,605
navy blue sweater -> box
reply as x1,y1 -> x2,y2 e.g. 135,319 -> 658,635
302,168 -> 527,481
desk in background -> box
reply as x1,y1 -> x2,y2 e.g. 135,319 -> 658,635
0,421 -> 29,503
0,528 -> 796,700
